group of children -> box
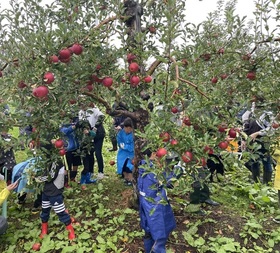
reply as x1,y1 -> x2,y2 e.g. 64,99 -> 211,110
1,103 -> 279,252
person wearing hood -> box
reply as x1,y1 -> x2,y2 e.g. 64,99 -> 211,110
116,117 -> 135,186
242,110 -> 276,184
60,117 -> 81,183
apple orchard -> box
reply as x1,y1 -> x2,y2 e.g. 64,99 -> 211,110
0,0 -> 279,180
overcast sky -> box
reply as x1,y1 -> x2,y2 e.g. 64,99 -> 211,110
0,0 -> 256,25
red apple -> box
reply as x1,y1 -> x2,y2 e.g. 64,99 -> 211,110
96,64 -> 102,71
218,48 -> 224,54
201,53 -> 211,61
218,123 -> 227,132
109,160 -> 115,166
32,243 -> 41,251
32,86 -> 49,98
102,77 -> 113,87
159,132 -> 170,142
86,84 -> 93,91
130,76 -> 140,87
204,145 -> 214,155
171,107 -> 178,114
59,48 -> 71,59
182,151 -> 193,163
127,53 -> 136,63
18,80 -> 27,89
129,62 -> 139,73
92,74 -> 103,83
144,76 -> 152,83
156,148 -> 167,158
228,128 -> 237,138
183,116 -> 191,126
246,71 -> 256,80
43,72 -> 55,84
60,57 -> 71,63
59,149 -> 66,156
49,55 -> 59,63
170,139 -> 178,145
218,141 -> 229,150
70,43 -> 83,55
54,139 -> 64,149
211,77 -> 218,84
220,74 -> 228,80
199,157 -> 207,167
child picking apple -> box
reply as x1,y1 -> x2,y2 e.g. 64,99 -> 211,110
35,140 -> 75,240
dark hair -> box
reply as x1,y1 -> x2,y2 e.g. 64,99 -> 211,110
123,117 -> 133,128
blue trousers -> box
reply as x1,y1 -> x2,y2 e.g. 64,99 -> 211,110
40,193 -> 71,225
144,232 -> 168,253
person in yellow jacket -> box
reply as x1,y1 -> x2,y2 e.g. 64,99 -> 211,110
273,141 -> 280,223
0,175 -> 18,235
0,174 -> 18,205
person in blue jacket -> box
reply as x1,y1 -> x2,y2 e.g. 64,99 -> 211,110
137,149 -> 176,253
116,117 -> 135,186
60,117 -> 81,183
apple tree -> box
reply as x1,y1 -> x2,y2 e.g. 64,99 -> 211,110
0,0 -> 279,190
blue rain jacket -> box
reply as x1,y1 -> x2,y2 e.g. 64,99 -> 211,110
60,124 -> 79,152
138,160 -> 176,240
116,129 -> 134,174
12,158 -> 40,193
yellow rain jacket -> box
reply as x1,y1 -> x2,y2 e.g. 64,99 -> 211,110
273,142 -> 280,190
0,180 -> 10,206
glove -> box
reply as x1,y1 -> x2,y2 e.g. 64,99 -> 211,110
120,143 -> 125,149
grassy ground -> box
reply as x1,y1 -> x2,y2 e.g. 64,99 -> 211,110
1,128 -> 280,252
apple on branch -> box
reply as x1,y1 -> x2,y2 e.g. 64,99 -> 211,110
156,148 -> 167,158
182,151 -> 193,163
54,139 -> 64,149
70,43 -> 83,55
102,77 -> 113,87
59,48 -> 71,60
43,72 -> 55,84
130,76 -> 140,87
159,132 -> 170,142
129,62 -> 139,73
18,80 -> 27,89
32,86 -> 49,98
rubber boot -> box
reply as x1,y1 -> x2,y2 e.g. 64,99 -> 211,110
263,171 -> 272,185
109,140 -> 118,151
85,172 -> 97,184
252,167 -> 260,183
80,173 -> 87,185
40,222 -> 48,238
66,224 -> 75,240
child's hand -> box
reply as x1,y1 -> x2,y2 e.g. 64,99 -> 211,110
7,181 -> 19,191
